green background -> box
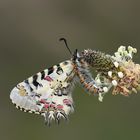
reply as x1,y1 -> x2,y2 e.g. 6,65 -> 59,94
0,0 -> 140,140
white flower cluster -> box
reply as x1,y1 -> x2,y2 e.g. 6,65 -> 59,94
112,45 -> 137,62
95,46 -> 138,102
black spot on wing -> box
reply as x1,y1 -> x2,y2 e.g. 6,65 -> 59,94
32,74 -> 42,88
56,64 -> 63,75
24,79 -> 29,84
24,79 -> 33,91
63,61 -> 69,65
41,70 -> 45,79
48,67 -> 54,75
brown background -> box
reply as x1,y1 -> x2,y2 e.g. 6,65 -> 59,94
0,0 -> 140,140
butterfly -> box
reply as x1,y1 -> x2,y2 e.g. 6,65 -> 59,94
10,38 -> 108,126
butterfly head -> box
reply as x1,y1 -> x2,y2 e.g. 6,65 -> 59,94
72,49 -> 80,61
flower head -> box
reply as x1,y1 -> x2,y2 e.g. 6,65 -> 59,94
82,46 -> 140,100
109,46 -> 140,96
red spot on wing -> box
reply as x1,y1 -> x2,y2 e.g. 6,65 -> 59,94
57,104 -> 63,109
40,99 -> 46,104
63,99 -> 72,105
44,104 -> 49,109
44,76 -> 53,82
50,104 -> 55,108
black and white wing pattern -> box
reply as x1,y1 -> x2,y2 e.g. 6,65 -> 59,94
10,60 -> 76,125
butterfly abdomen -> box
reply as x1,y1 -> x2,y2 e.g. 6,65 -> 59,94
73,57 -> 103,95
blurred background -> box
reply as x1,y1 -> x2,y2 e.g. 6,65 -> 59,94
0,0 -> 140,140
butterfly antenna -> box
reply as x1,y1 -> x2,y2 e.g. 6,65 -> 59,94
59,38 -> 72,55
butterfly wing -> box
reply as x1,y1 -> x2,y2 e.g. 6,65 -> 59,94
10,60 -> 76,125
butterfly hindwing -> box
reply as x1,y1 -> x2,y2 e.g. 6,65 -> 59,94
10,60 -> 76,123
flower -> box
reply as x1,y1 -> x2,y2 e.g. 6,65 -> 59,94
110,46 -> 140,96
82,46 -> 140,100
